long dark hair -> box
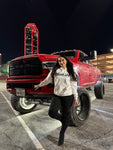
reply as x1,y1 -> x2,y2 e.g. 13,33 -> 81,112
51,55 -> 77,81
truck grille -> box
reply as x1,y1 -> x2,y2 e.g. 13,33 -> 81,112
7,83 -> 38,89
7,82 -> 54,89
9,58 -> 43,76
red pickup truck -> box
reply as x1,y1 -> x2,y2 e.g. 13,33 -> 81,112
7,49 -> 104,126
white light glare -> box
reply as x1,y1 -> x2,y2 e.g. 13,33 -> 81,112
110,49 -> 113,52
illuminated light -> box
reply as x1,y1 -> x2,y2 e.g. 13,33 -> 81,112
2,68 -> 7,73
106,66 -> 113,69
110,49 -> 113,52
106,55 -> 113,58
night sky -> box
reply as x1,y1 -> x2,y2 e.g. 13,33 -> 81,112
1,0 -> 113,63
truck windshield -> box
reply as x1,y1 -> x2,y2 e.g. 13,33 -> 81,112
51,50 -> 77,59
42,61 -> 56,70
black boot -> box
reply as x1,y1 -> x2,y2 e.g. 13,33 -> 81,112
58,124 -> 67,146
58,131 -> 64,146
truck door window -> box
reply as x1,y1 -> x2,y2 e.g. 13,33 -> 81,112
87,60 -> 91,65
79,52 -> 86,63
79,52 -> 90,64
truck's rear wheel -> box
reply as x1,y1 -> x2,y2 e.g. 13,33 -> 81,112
94,81 -> 105,99
71,87 -> 91,127
11,95 -> 37,114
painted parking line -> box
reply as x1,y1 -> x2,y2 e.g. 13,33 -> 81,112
1,92 -> 45,150
92,106 -> 113,116
1,92 -> 18,115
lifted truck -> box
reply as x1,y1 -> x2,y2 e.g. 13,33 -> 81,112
6,49 -> 105,126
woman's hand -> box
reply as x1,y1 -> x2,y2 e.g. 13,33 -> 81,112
34,85 -> 40,91
74,99 -> 78,107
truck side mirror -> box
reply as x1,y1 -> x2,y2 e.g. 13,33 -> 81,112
90,50 -> 97,59
81,50 -> 97,61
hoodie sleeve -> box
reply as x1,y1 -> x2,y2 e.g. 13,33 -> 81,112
38,71 -> 52,87
70,76 -> 78,100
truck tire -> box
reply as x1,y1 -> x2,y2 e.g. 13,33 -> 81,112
70,87 -> 91,127
11,95 -> 37,114
94,81 -> 105,99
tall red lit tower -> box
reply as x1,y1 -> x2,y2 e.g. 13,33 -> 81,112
24,23 -> 39,56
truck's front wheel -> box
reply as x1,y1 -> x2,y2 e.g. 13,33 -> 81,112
11,95 -> 37,114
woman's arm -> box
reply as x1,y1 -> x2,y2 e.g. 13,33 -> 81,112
70,76 -> 78,100
34,71 -> 52,90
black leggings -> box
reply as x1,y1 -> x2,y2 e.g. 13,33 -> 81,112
48,94 -> 74,144
48,94 -> 74,126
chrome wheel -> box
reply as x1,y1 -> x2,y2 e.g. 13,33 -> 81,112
19,97 -> 35,110
75,98 -> 81,115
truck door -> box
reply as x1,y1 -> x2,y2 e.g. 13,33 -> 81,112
88,60 -> 98,85
78,52 -> 90,86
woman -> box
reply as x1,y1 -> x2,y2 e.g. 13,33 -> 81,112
34,55 -> 78,146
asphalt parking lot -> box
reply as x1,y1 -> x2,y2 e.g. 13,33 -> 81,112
0,81 -> 113,150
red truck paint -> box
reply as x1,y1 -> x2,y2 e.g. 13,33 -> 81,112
6,50 -> 101,96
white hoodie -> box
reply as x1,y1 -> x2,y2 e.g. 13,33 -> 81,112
38,67 -> 78,99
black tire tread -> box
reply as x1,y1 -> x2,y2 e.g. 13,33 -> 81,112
71,87 -> 91,127
94,81 -> 104,99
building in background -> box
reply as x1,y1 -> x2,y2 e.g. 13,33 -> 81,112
92,53 -> 113,82
0,53 -> 2,67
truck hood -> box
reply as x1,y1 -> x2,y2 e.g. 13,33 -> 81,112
10,54 -> 59,62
